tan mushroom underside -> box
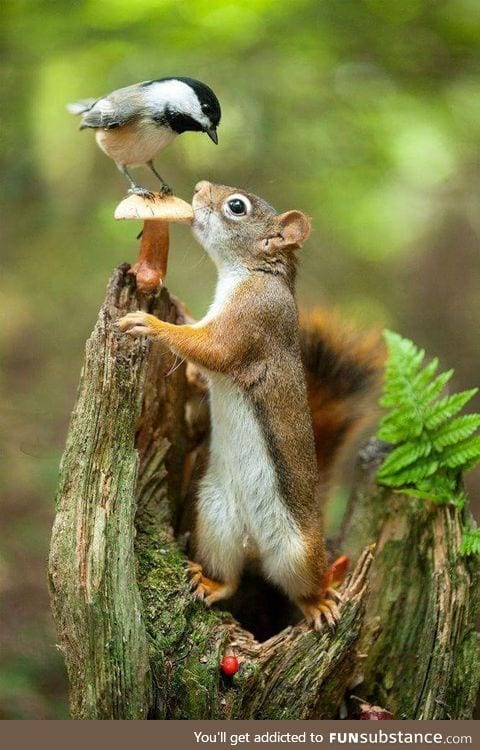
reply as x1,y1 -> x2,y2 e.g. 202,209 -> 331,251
114,193 -> 194,224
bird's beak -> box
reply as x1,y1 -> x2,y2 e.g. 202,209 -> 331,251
206,126 -> 218,144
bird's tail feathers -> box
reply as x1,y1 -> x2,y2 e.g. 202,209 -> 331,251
66,99 -> 96,116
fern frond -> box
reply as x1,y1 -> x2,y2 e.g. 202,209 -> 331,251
460,527 -> 480,557
376,331 -> 480,508
441,436 -> 480,470
379,457 -> 438,487
424,389 -> 478,431
433,414 -> 480,450
419,370 -> 453,408
377,439 -> 431,478
378,410 -> 423,442
412,357 -> 438,389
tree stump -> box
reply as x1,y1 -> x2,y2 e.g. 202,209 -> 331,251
48,266 -> 480,719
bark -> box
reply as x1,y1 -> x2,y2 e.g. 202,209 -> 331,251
49,265 -> 480,720
338,444 -> 480,720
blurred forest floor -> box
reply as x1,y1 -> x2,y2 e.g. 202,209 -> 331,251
1,0 -> 479,718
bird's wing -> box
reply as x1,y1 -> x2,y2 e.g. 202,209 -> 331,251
77,98 -> 126,130
77,86 -> 147,130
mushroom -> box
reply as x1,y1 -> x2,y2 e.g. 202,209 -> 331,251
115,193 -> 194,294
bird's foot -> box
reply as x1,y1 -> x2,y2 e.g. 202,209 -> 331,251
127,186 -> 156,199
159,183 -> 173,197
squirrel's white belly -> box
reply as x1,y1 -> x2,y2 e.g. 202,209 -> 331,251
197,374 -> 305,589
95,120 -> 176,165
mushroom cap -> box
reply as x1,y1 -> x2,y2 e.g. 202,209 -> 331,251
115,193 -> 194,223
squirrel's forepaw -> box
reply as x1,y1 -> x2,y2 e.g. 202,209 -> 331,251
116,311 -> 157,337
186,561 -> 236,607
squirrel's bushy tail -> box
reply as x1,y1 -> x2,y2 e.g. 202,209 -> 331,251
300,309 -> 386,475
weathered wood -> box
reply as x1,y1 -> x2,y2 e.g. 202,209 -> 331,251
48,266 -> 153,718
49,265 -> 480,720
338,442 -> 480,719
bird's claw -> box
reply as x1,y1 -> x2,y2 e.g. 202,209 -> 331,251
128,186 -> 156,199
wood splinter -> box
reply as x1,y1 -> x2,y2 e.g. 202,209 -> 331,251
115,192 -> 194,294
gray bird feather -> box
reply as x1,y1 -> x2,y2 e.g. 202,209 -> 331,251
68,83 -> 149,130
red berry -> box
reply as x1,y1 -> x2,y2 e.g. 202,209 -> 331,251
221,656 -> 239,676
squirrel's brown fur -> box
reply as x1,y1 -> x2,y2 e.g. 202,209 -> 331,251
300,310 -> 385,475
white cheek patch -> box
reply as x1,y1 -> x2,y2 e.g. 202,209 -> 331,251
144,79 -> 208,126
193,211 -> 232,265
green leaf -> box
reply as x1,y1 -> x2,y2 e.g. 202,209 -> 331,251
460,527 -> 480,557
442,436 -> 480,469
418,369 -> 453,407
412,357 -> 438,390
416,473 -> 459,504
424,389 -> 478,430
378,409 -> 423,441
376,331 -> 480,508
379,457 -> 439,487
377,439 -> 431,478
433,414 -> 480,451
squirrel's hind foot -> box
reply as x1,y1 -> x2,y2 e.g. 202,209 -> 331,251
298,596 -> 341,632
187,561 -> 236,606
297,555 -> 349,631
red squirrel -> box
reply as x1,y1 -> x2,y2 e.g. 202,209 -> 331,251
117,181 -> 383,629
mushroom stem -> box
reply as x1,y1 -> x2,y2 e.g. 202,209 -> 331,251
115,191 -> 193,294
129,219 -> 169,294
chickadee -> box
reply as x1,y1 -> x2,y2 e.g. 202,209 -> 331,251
67,76 -> 221,196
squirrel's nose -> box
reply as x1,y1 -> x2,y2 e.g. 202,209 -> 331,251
194,180 -> 211,196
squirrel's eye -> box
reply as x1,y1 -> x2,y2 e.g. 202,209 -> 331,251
228,199 -> 247,215
223,193 -> 252,219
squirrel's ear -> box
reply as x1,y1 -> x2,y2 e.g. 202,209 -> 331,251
271,211 -> 311,251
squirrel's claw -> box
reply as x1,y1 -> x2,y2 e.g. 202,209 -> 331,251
298,556 -> 349,632
186,561 -> 203,590
299,596 -> 341,632
326,586 -> 344,603
116,311 -> 156,337
320,599 -> 341,625
186,560 -> 237,606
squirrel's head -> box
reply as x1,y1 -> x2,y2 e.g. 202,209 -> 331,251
192,181 -> 311,272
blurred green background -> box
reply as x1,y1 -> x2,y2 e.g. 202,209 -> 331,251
1,0 -> 479,719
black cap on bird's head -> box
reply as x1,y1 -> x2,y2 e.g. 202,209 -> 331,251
181,77 -> 221,143
146,76 -> 221,143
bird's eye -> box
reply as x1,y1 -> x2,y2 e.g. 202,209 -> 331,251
223,194 -> 252,219
201,102 -> 210,113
